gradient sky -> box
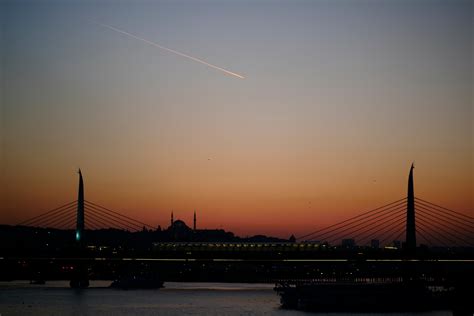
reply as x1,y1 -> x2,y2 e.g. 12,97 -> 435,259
1,0 -> 472,238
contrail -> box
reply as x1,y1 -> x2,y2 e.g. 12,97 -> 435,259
96,22 -> 245,79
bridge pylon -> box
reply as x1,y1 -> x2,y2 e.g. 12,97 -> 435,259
70,169 -> 89,288
406,163 -> 416,251
76,169 -> 85,243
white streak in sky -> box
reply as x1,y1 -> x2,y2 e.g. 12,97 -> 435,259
96,22 -> 245,79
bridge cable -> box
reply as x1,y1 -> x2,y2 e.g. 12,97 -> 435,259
307,203 -> 406,242
416,210 -> 474,243
84,204 -> 144,230
416,208 -> 474,240
33,206 -> 76,228
45,210 -> 77,229
297,198 -> 407,240
416,221 -> 455,247
416,228 -> 434,246
390,230 -> 405,245
57,216 -> 77,230
357,216 -> 406,246
416,217 -> 467,246
85,209 -> 128,230
85,206 -> 144,231
17,201 -> 77,226
83,216 -> 102,230
84,201 -> 152,230
85,209 -> 141,231
84,209 -> 126,231
414,201 -> 474,230
84,220 -> 101,230
416,224 -> 449,247
347,210 -> 406,245
376,221 -> 405,245
23,207 -> 76,228
324,208 -> 406,244
85,200 -> 155,229
415,198 -> 474,222
84,207 -> 139,231
379,225 -> 405,246
357,214 -> 406,246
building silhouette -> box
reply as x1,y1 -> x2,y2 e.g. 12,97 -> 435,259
164,211 -> 236,242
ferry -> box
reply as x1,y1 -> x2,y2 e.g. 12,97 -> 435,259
274,280 -> 473,314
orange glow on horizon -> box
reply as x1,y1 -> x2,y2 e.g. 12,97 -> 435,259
2,162 -> 472,238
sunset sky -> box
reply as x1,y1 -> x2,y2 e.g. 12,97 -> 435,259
1,0 -> 472,238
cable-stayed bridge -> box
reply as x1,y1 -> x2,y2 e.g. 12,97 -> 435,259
3,165 -> 473,289
16,196 -> 473,249
295,197 -> 473,248
17,199 -> 155,234
15,166 -> 474,250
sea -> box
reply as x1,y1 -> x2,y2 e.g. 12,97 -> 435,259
0,281 -> 454,316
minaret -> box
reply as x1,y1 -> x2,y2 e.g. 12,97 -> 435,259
76,169 -> 84,243
406,163 -> 416,251
193,210 -> 196,231
171,211 -> 174,227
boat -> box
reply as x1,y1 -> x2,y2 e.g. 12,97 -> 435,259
30,279 -> 45,285
30,271 -> 46,285
274,280 -> 473,313
110,275 -> 164,290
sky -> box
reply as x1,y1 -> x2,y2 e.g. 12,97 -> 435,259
1,0 -> 472,238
